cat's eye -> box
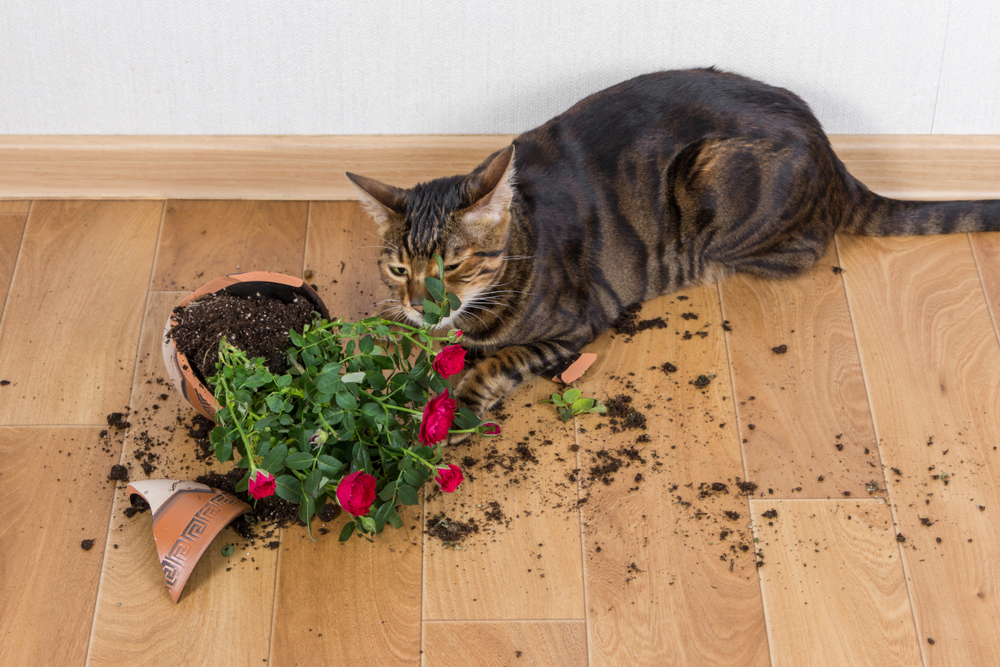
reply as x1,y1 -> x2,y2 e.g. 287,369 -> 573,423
389,266 -> 408,276
443,263 -> 461,272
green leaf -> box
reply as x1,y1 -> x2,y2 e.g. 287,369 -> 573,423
397,484 -> 419,506
359,334 -> 374,354
315,369 -> 343,394
274,374 -> 293,388
261,444 -> 288,474
299,495 -> 316,526
316,454 -> 343,477
342,372 -> 366,384
563,388 -> 582,403
386,507 -> 404,529
242,371 -> 272,389
571,397 -> 594,413
275,475 -> 302,503
379,480 -> 398,501
423,299 -> 441,316
446,292 -> 462,310
425,276 -> 446,303
558,406 -> 573,422
335,391 -> 358,410
374,500 -> 394,530
285,451 -> 315,470
402,468 -> 424,486
339,520 -> 356,542
215,437 -> 233,462
453,406 -> 481,430
265,393 -> 286,414
304,468 -> 324,497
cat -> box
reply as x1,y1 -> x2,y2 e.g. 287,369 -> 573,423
346,67 -> 1000,443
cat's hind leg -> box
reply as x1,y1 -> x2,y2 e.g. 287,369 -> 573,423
664,136 -> 841,283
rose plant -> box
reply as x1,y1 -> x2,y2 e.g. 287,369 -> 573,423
208,256 -> 497,541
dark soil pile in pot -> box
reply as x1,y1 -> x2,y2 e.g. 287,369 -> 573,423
167,292 -> 317,383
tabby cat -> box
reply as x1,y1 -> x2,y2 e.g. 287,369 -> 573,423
346,68 -> 1000,442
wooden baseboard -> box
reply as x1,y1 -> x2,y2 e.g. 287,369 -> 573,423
0,135 -> 998,200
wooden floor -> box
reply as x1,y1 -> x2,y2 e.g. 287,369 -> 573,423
2,196 -> 1000,667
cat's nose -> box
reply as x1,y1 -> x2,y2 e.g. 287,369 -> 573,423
409,300 -> 424,314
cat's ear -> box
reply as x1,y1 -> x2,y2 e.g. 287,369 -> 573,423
460,145 -> 516,230
345,172 -> 407,229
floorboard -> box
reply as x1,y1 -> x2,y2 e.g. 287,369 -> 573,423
719,245 -> 880,498
0,213 -> 27,320
0,426 -> 117,666
838,234 -> 1000,665
151,200 -> 307,291
751,499 -> 922,666
0,200 -> 161,426
422,621 -> 588,667
576,287 -> 770,667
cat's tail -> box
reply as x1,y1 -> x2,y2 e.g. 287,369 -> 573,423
839,179 -> 1000,236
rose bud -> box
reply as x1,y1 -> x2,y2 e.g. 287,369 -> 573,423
248,470 -> 276,500
480,422 -> 501,437
308,429 -> 328,448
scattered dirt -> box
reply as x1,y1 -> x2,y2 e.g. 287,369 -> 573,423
771,345 -> 788,354
427,514 -> 480,543
108,464 -> 129,483
605,394 -> 647,433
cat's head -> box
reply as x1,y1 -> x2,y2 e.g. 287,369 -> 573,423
346,145 -> 517,329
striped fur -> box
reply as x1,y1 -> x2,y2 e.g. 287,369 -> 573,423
347,68 -> 1000,440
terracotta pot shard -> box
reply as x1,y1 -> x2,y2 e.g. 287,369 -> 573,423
127,479 -> 251,603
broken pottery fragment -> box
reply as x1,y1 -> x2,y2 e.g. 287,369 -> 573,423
127,479 -> 250,603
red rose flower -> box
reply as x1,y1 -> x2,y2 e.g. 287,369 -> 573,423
336,470 -> 377,516
419,390 -> 456,446
248,470 -> 276,500
435,464 -> 464,493
432,345 -> 467,379
481,422 -> 501,437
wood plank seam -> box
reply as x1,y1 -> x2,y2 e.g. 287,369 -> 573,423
84,200 -> 166,664
966,233 -> 1000,367
832,234 -> 929,667
571,418 -> 592,667
0,200 -> 32,348
714,279 -> 776,667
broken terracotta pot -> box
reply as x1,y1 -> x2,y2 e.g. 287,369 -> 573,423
162,271 -> 329,421
551,352 -> 598,384
127,479 -> 251,603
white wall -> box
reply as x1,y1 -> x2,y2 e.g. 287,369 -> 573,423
2,0 -> 998,135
